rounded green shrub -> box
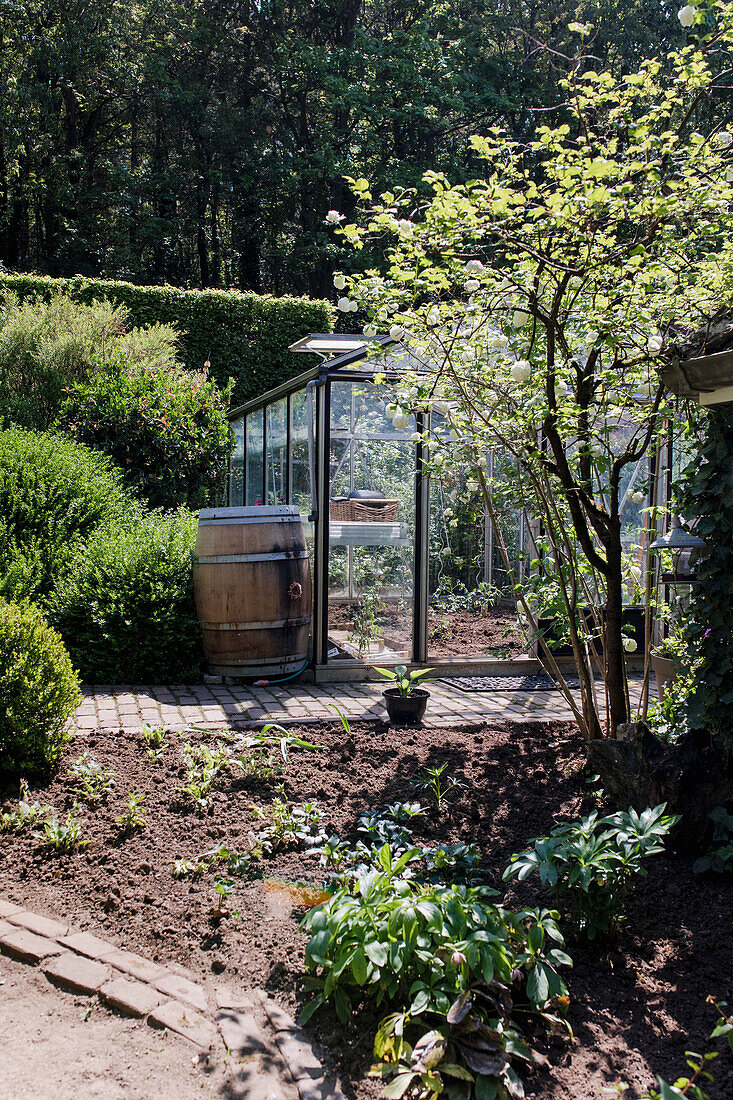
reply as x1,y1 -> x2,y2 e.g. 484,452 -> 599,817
57,355 -> 232,510
0,291 -> 180,430
0,600 -> 81,775
49,508 -> 204,684
0,428 -> 133,605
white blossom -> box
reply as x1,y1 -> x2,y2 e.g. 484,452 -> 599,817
464,259 -> 484,274
513,309 -> 530,328
397,219 -> 414,236
623,636 -> 638,653
337,297 -> 354,312
510,360 -> 532,383
392,411 -> 409,430
363,323 -> 377,338
333,274 -> 347,290
554,379 -> 568,398
677,4 -> 695,27
714,130 -> 733,149
326,209 -> 345,224
647,335 -> 663,356
389,324 -> 404,341
465,278 -> 480,293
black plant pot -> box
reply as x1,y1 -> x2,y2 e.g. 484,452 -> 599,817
383,687 -> 429,725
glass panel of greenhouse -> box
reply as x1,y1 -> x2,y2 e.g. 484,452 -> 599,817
226,335 -> 654,677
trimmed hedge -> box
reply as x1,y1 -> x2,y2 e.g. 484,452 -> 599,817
57,356 -> 232,510
0,599 -> 80,776
0,428 -> 133,606
0,274 -> 333,407
49,509 -> 204,684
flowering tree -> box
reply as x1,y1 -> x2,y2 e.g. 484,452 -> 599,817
331,2 -> 733,739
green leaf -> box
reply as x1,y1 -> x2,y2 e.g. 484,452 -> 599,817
365,941 -> 388,967
383,1072 -> 415,1098
526,963 -> 550,1006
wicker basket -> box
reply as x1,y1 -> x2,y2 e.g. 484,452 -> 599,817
330,498 -> 400,522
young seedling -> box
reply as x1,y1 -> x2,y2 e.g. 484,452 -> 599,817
373,665 -> 434,696
115,792 -> 146,834
176,740 -> 229,810
213,874 -> 235,916
66,753 -> 116,804
0,779 -> 52,833
142,723 -> 167,759
411,761 -> 465,811
35,806 -> 88,853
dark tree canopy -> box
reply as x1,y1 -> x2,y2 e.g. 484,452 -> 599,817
0,0 -> 683,297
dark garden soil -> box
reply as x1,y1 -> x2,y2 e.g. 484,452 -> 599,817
1,720 -> 731,1100
328,603 -> 527,658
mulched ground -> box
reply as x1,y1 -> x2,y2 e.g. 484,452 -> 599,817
1,720 -> 731,1100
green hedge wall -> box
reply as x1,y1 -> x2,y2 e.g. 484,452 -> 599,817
0,274 -> 333,407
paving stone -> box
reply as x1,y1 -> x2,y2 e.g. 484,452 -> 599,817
100,976 -> 166,1017
274,1028 -> 324,1081
7,910 -> 71,940
58,930 -> 114,960
215,984 -> 262,1011
0,928 -> 67,965
103,946 -> 168,983
0,899 -> 23,918
225,1061 -> 295,1100
153,971 -> 207,1011
296,1077 -> 347,1100
217,1008 -> 269,1055
261,996 -> 299,1033
0,919 -> 15,936
43,952 -> 113,994
148,999 -> 216,1048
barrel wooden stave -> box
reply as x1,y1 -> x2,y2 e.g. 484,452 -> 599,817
193,506 -> 312,677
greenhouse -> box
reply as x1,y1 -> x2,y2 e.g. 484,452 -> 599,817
227,333 -> 653,680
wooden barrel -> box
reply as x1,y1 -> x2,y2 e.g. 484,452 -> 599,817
193,505 -> 312,678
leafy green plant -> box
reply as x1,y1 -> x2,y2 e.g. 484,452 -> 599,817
432,579 -> 500,616
213,874 -> 236,915
252,787 -> 326,852
115,792 -> 146,834
0,427 -> 132,606
142,724 -> 167,759
66,753 -> 117,804
375,665 -> 434,698
177,740 -> 229,810
693,808 -> 733,876
350,587 -> 387,657
57,353 -> 232,510
231,725 -> 321,779
0,779 -> 52,832
0,599 -> 80,776
503,805 -> 678,939
49,508 -> 204,684
35,807 -> 88,853
412,762 -> 465,812
301,844 -> 570,1098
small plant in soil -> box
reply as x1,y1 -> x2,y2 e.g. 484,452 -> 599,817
213,874 -> 235,916
0,778 -> 52,832
177,740 -> 229,810
349,586 -> 387,656
411,762 -> 465,812
142,723 -> 167,759
429,615 -> 452,644
35,806 -> 88,852
693,807 -> 733,876
232,726 -> 321,780
503,804 -> 678,939
251,786 -> 326,852
115,792 -> 146,834
66,752 -> 116,804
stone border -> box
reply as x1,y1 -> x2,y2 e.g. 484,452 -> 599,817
0,897 -> 345,1099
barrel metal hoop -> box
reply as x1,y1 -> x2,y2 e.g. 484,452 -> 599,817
200,618 -> 311,630
195,550 -> 309,564
198,515 -> 299,527
212,654 -> 308,670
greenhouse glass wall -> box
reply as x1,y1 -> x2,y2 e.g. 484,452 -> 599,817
227,334 -> 652,679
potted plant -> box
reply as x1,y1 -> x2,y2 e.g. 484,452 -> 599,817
650,630 -> 687,700
374,665 -> 433,724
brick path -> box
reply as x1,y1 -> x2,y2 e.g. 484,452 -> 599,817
0,896 -> 344,1099
76,678 -> 593,732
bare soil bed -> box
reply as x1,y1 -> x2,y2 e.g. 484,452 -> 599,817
1,720 -> 731,1100
328,603 -> 526,658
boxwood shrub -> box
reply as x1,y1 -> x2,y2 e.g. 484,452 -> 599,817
49,508 -> 204,684
57,356 -> 232,510
0,274 -> 334,407
0,428 -> 133,606
0,600 -> 81,775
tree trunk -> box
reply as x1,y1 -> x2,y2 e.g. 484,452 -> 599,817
604,524 -> 630,734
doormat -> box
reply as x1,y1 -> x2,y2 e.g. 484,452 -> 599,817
438,674 -> 582,693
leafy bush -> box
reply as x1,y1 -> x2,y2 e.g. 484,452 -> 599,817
0,428 -> 132,605
57,355 -> 232,509
0,274 -> 334,407
49,508 -> 204,683
0,291 -> 179,429
503,805 -> 678,939
0,600 -> 80,775
301,844 -> 571,1099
